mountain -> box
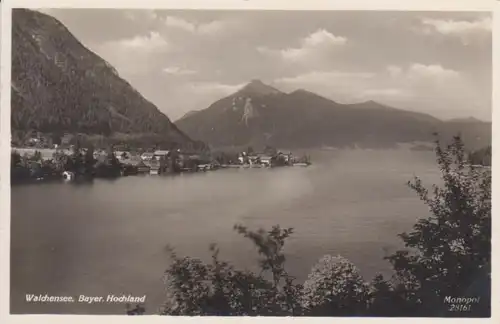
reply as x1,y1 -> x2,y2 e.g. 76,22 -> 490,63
236,79 -> 283,96
11,9 -> 195,149
176,80 -> 491,150
447,117 -> 484,123
439,118 -> 491,150
469,145 -> 492,166
178,110 -> 201,121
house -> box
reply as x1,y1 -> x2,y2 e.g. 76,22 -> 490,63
277,151 -> 293,163
248,154 -> 259,163
93,150 -> 104,159
119,157 -> 147,176
148,151 -> 173,174
114,151 -> 130,160
153,150 -> 170,160
257,154 -> 273,166
150,159 -> 161,175
179,151 -> 200,159
27,137 -> 40,146
185,154 -> 201,161
238,152 -> 248,164
61,134 -> 73,146
135,160 -> 150,173
140,152 -> 154,161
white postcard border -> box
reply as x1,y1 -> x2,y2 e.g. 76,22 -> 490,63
1,0 -> 498,323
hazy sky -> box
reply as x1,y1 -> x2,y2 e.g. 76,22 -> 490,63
38,9 -> 492,121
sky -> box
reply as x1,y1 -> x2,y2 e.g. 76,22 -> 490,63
37,9 -> 492,121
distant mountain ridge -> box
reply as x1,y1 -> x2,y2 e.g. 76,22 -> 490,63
447,117 -> 487,123
176,80 -> 491,150
11,9 -> 195,149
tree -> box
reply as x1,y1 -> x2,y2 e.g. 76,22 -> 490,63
106,146 -> 120,167
11,151 -> 22,168
366,274 -> 410,316
168,150 -> 181,173
301,255 -> 370,316
31,150 -> 43,162
84,145 -> 96,176
53,149 -> 70,173
161,225 -> 303,316
11,150 -> 31,183
385,135 -> 491,316
271,154 -> 287,167
51,132 -> 62,146
67,140 -> 84,174
105,146 -> 121,176
126,303 -> 146,315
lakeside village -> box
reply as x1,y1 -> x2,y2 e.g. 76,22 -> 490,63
11,139 -> 312,184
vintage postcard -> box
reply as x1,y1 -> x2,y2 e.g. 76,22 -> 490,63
0,0 -> 497,322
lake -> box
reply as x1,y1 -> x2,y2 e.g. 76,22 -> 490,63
10,148 -> 441,314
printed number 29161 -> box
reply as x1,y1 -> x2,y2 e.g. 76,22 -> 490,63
449,304 -> 472,312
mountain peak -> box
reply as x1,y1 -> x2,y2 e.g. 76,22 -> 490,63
250,79 -> 265,85
290,88 -> 316,96
178,110 -> 199,121
354,100 -> 393,110
362,100 -> 383,106
237,79 -> 282,96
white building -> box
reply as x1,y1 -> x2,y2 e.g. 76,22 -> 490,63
259,155 -> 272,166
140,152 -> 154,161
153,150 -> 170,161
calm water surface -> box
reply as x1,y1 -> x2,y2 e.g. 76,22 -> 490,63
11,149 -> 441,314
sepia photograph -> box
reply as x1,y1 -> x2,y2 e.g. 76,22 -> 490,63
2,0 -> 494,319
